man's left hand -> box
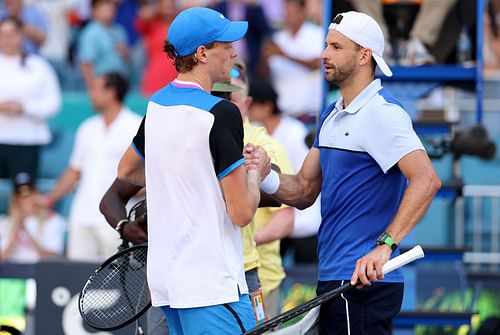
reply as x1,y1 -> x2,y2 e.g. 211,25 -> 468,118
351,245 -> 393,288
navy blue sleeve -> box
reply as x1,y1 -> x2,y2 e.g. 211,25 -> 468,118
209,100 -> 245,179
132,116 -> 145,159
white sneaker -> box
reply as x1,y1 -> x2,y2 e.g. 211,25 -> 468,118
399,38 -> 435,66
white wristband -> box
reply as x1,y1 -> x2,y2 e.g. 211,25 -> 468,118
260,169 -> 280,195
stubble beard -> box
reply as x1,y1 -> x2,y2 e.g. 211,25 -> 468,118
326,60 -> 356,87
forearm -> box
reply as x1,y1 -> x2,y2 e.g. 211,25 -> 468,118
80,62 -> 95,89
274,173 -> 320,210
255,207 -> 294,245
386,175 -> 441,243
224,169 -> 261,227
117,147 -> 146,187
24,25 -> 46,46
286,55 -> 321,70
48,168 -> 80,204
100,179 -> 142,228
242,170 -> 262,223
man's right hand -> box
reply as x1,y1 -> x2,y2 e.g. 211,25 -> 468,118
243,143 -> 271,180
122,216 -> 148,245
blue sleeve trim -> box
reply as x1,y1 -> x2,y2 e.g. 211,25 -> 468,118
217,158 -> 245,180
131,142 -> 144,160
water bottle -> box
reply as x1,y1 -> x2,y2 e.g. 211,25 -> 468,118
456,25 -> 472,66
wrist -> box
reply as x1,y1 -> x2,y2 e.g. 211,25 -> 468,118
376,232 -> 398,251
260,169 -> 280,195
115,219 -> 130,238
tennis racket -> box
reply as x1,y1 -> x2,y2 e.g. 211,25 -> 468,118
244,245 -> 425,335
78,242 -> 150,330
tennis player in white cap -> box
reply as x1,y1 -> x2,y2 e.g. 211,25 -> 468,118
246,10 -> 441,334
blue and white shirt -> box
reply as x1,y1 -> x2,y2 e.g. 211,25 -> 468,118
133,80 -> 248,308
313,79 -> 424,282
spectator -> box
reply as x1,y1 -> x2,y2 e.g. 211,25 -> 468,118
249,78 -> 321,264
212,0 -> 272,78
44,72 -> 141,262
0,0 -> 47,53
350,0 -> 457,65
27,0 -> 78,84
0,16 -> 61,182
78,0 -> 129,88
0,172 -> 65,263
115,0 -> 140,47
484,0 -> 500,74
260,0 -> 323,120
215,59 -> 294,319
136,0 -> 177,97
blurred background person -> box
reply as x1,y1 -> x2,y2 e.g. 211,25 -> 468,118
0,16 -> 61,183
136,0 -> 178,97
43,72 -> 141,262
77,0 -> 129,89
220,59 -> 294,319
259,0 -> 323,122
249,78 -> 321,265
0,172 -> 65,263
484,0 -> 500,75
212,0 -> 272,79
26,0 -> 77,86
0,0 -> 47,54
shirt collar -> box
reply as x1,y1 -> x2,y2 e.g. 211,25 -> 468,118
334,79 -> 382,114
171,79 -> 204,90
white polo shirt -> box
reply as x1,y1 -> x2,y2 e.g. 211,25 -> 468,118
69,108 -> 141,225
313,79 -> 424,282
268,22 -> 324,116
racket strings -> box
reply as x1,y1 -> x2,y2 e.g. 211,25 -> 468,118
80,247 -> 150,328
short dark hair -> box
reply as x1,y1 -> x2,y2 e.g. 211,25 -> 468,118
286,0 -> 306,7
163,40 -> 218,73
248,78 -> 281,115
103,72 -> 129,103
91,0 -> 114,8
0,16 -> 23,30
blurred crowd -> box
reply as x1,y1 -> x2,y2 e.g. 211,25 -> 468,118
0,0 -> 500,264
1,1 -> 500,334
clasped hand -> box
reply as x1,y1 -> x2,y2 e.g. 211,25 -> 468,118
243,143 -> 271,180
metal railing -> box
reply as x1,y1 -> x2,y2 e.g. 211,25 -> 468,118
455,185 -> 500,270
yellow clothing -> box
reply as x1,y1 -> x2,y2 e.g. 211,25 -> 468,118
255,140 -> 293,296
241,122 -> 278,271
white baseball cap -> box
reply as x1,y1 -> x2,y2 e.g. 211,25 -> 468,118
328,11 -> 392,77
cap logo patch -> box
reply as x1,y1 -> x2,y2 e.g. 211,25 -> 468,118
333,14 -> 343,24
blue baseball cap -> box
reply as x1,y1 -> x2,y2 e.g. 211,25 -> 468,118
168,7 -> 248,57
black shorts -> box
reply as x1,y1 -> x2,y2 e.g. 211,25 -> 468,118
316,280 -> 404,335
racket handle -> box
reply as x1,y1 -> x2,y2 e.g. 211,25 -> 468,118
382,245 -> 425,275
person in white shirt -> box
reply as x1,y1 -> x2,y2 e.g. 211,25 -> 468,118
44,72 -> 141,262
0,16 -> 61,183
260,0 -> 323,120
0,172 -> 65,263
248,78 -> 321,263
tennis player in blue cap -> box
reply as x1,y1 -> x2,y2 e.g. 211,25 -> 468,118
115,6 -> 270,335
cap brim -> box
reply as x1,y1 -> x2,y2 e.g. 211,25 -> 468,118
216,21 -> 248,43
373,53 -> 393,77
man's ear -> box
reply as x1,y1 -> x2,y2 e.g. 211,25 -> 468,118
359,48 -> 373,66
195,45 -> 209,64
